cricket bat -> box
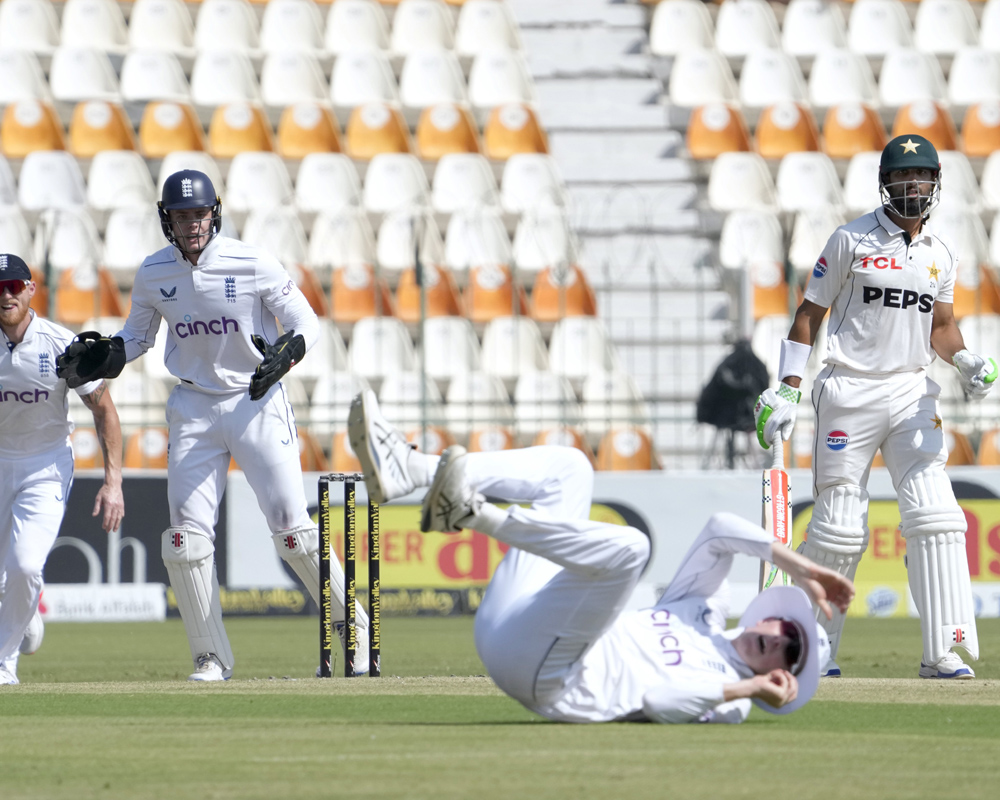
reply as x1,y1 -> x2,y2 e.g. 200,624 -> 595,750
759,436 -> 792,591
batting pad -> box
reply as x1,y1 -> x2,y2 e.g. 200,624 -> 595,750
801,484 -> 869,659
271,528 -> 368,629
161,527 -> 234,673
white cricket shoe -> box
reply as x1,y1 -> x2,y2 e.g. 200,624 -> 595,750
20,608 -> 44,655
919,651 -> 975,680
348,389 -> 416,504
821,659 -> 842,678
335,620 -> 370,676
187,653 -> 229,682
0,652 -> 20,685
421,446 -> 483,534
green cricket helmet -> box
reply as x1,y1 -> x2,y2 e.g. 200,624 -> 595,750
878,134 -> 941,219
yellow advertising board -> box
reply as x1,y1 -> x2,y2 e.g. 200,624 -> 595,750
793,497 -> 1000,617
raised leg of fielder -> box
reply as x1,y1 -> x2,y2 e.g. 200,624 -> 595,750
162,385 -> 368,680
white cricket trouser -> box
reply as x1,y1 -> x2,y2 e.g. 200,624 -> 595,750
811,366 -> 948,494
166,383 -> 311,536
470,447 -> 650,708
0,444 -> 73,662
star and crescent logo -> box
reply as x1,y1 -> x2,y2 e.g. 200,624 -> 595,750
901,138 -> 921,154
932,415 -> 943,430
927,262 -> 940,281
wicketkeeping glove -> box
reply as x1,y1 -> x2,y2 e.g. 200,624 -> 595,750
953,349 -> 998,400
55,331 -> 126,389
754,383 -> 802,449
248,330 -> 306,401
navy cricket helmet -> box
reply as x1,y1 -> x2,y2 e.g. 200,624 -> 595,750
878,134 -> 941,219
157,170 -> 223,255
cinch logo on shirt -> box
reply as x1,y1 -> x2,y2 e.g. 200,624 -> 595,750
650,608 -> 683,667
0,387 -> 50,403
826,430 -> 849,450
174,316 -> 240,338
862,286 -> 934,312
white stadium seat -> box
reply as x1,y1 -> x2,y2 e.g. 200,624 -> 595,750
0,50 -> 52,105
981,151 -> 1000,211
808,48 -> 879,108
261,52 -> 328,108
103,207 -> 164,280
375,207 -> 444,275
848,0 -> 913,56
60,0 -> 128,54
190,51 -> 260,107
789,208 -> 846,277
739,49 -> 808,110
399,49 -> 467,115
715,0 -> 780,58
668,48 -> 738,107
128,0 -> 195,57
456,0 -> 522,59
0,207 -> 34,258
242,206 -> 308,267
422,316 -> 482,385
325,0 -> 389,55
330,49 -> 398,111
432,153 -> 499,215
259,0 -> 325,55
481,315 -> 548,385
500,154 -> 566,214
719,210 -> 784,270
948,49 -> 1000,107
649,0 -> 714,56
842,151 -> 883,215
468,49 -> 535,114
707,152 -> 777,212
549,316 -> 617,386
378,371 -> 445,429
289,318 -> 348,386
391,0 -> 455,56
914,0 -> 978,56
362,153 -> 429,214
512,207 -> 575,276
348,316 -> 416,381
49,47 -> 119,103
194,0 -> 260,54
310,372 -> 371,438
513,370 -> 581,439
879,49 -> 947,108
446,371 -> 514,435
120,50 -> 190,103
775,152 -> 844,212
19,151 -> 87,211
295,153 -> 362,216
782,0 -> 847,57
307,208 -> 376,273
225,152 -> 294,215
444,207 -> 512,272
937,151 -> 981,212
0,0 -> 59,55
87,151 -> 156,214
32,208 -> 102,273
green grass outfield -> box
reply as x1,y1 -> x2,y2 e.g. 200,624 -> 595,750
3,617 -> 1000,800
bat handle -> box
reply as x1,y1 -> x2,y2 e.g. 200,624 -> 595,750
769,435 -> 785,470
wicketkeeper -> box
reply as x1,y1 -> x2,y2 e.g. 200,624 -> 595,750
349,391 -> 854,723
57,171 -> 369,681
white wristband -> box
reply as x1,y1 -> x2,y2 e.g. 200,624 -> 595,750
778,338 -> 812,382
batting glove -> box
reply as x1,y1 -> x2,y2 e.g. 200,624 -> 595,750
754,383 -> 802,449
953,350 -> 998,400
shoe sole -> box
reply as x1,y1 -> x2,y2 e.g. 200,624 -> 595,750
919,670 -> 975,680
348,392 -> 389,504
421,446 -> 466,533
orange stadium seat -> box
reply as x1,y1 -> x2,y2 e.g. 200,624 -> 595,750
751,260 -> 795,319
406,426 -> 455,456
756,102 -> 821,159
68,101 -> 137,158
329,264 -> 395,325
345,102 -> 412,160
330,431 -> 362,472
467,426 -> 516,452
533,427 -> 595,463
1,100 -> 65,157
686,103 -> 752,160
395,262 -> 464,322
297,427 -> 328,471
29,267 -> 49,317
276,102 -> 342,159
530,264 -> 597,322
891,101 -> 959,153
962,102 -> 1000,158
979,429 -> 1000,465
952,264 -> 1000,318
139,102 -> 206,158
823,103 -> 887,159
287,262 -> 329,317
482,103 -> 549,160
71,427 -> 104,470
209,102 -> 274,158
124,427 -> 170,469
416,103 -> 481,161
946,430 -> 976,466
465,264 -> 529,324
595,427 -> 658,471
55,267 -> 125,326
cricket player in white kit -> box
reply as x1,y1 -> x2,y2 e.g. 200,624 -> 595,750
348,391 -> 855,723
56,171 -> 368,681
754,134 -> 995,679
0,254 -> 125,685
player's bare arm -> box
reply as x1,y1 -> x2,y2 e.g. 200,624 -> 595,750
782,299 -> 828,389
769,543 -> 855,620
723,670 -> 798,709
81,381 -> 125,533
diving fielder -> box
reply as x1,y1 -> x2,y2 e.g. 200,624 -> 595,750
349,390 -> 855,723
0,254 -> 124,685
56,171 -> 368,681
754,134 -> 993,679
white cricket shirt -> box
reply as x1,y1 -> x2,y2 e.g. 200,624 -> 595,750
116,237 -> 319,394
805,207 -> 956,374
0,313 -> 102,459
534,521 -> 775,724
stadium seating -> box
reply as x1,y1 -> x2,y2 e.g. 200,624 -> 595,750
345,102 -> 413,159
649,0 -> 714,56
259,0 -> 325,55
482,103 -> 548,160
128,0 -> 195,57
277,103 -> 342,159
0,0 -> 60,55
1,100 -> 65,157
69,102 -> 137,158
209,103 -> 274,157
325,0 -> 390,56
823,103 -> 887,159
715,0 -> 780,58
686,104 -> 752,160
417,104 -> 481,160
756,103 -> 821,159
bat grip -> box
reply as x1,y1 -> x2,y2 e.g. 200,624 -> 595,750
769,436 -> 785,470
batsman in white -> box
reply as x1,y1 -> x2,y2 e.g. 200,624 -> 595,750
754,134 -> 993,679
56,171 -> 369,681
0,254 -> 124,685
349,391 -> 854,723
